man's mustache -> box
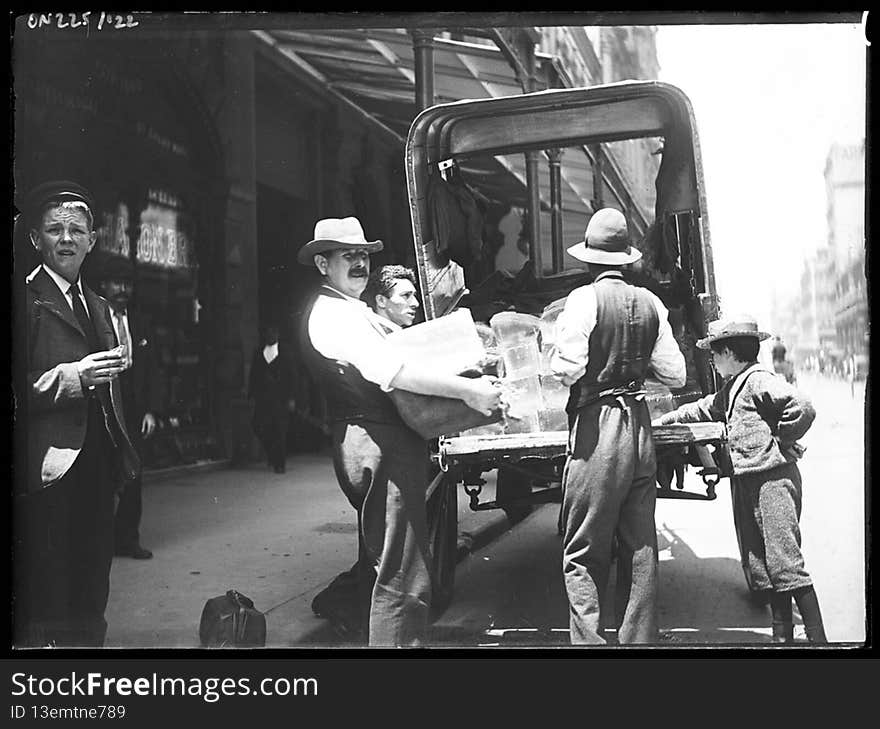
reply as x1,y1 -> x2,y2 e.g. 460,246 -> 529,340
350,268 -> 368,276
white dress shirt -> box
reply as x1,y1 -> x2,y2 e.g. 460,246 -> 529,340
262,342 -> 279,364
551,274 -> 687,388
308,285 -> 405,391
42,263 -> 90,318
109,307 -> 134,368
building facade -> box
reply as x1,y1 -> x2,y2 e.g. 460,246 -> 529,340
14,18 -> 664,470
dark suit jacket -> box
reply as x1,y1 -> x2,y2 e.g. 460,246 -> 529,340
24,266 -> 140,495
116,310 -> 162,438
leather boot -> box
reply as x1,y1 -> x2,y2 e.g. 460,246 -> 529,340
771,621 -> 794,643
793,586 -> 828,645
770,591 -> 794,644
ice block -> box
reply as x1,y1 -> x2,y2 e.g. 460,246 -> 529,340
386,308 -> 485,375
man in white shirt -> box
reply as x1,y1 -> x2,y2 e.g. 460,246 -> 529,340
298,217 -> 500,646
550,208 -> 686,645
16,180 -> 138,646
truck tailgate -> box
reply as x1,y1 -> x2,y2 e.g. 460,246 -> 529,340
439,422 -> 726,459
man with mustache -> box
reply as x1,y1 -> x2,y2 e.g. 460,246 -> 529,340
99,256 -> 160,560
299,217 -> 501,646
16,181 -> 139,646
311,264 -> 421,640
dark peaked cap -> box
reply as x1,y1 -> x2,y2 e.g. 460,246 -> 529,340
20,180 -> 96,225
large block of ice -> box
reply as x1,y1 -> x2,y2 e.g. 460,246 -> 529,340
387,308 -> 485,375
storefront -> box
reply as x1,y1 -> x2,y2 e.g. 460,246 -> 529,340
14,34 -> 226,470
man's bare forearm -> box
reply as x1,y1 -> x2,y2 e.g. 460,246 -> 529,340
390,365 -> 485,401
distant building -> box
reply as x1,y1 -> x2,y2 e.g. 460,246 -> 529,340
825,141 -> 867,367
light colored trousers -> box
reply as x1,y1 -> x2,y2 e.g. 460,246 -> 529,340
332,420 -> 432,647
561,396 -> 659,644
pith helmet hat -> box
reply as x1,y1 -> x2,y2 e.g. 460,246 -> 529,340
696,315 -> 771,349
297,217 -> 383,266
566,207 -> 642,266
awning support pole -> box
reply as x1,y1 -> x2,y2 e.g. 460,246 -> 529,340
515,31 -> 542,278
410,30 -> 436,112
547,148 -> 564,272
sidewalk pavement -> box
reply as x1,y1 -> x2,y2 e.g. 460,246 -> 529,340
104,452 -> 511,648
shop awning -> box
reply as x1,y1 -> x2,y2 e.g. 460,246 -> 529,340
253,28 -> 599,227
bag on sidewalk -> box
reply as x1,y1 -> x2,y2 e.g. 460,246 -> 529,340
199,590 -> 266,648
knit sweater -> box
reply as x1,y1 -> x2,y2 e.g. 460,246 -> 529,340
656,363 -> 816,475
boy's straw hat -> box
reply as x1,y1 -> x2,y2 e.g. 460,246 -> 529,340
696,315 -> 771,349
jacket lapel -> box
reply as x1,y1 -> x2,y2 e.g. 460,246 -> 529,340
84,284 -> 118,350
27,266 -> 85,339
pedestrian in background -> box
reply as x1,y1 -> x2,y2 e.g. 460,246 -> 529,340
654,315 -> 827,644
99,256 -> 160,560
16,181 -> 139,646
248,323 -> 295,474
551,208 -> 687,645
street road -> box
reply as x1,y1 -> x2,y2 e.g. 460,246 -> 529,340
429,370 -> 867,647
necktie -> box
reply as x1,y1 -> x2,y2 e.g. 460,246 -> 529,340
114,310 -> 132,367
68,282 -> 99,352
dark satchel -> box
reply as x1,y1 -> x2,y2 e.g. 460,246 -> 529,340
199,590 -> 266,648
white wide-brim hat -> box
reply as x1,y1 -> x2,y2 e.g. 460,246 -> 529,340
297,216 -> 383,265
696,315 -> 771,349
566,207 -> 642,265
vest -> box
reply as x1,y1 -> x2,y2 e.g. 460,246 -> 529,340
567,271 -> 660,413
299,287 -> 404,426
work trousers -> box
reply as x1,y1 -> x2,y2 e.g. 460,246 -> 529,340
331,420 -> 432,647
114,422 -> 143,551
14,399 -> 117,647
561,396 -> 659,645
731,462 -> 812,594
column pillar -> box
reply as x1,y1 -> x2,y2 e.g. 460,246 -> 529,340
410,30 -> 436,112
216,33 -> 260,462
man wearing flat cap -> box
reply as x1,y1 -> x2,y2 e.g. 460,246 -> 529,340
99,255 -> 161,560
551,207 -> 686,645
14,180 -> 139,647
298,217 -> 501,646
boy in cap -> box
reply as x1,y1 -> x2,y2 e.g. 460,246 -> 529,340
16,180 -> 138,646
654,315 -> 827,643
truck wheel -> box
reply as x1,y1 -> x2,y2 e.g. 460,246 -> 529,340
497,468 -> 533,525
427,472 -> 458,617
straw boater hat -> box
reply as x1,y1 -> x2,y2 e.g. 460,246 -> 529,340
297,217 -> 383,265
566,208 -> 642,266
696,315 -> 771,349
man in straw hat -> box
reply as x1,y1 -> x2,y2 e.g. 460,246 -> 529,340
550,207 -> 686,644
655,314 -> 826,643
15,180 -> 139,646
298,217 -> 501,646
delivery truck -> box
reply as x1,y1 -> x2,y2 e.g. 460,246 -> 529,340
404,82 -> 730,607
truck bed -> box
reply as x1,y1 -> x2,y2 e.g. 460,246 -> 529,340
439,422 -> 726,460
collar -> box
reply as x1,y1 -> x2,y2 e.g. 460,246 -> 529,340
594,270 -> 625,284
42,264 -> 83,298
371,312 -> 401,334
321,284 -> 369,308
